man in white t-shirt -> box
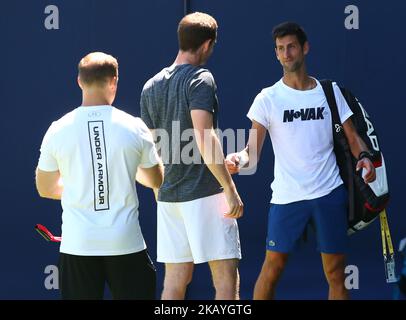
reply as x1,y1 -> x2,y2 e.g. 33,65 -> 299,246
35,52 -> 163,299
226,22 -> 376,300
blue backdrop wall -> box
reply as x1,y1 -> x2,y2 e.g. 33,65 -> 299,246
0,0 -> 404,299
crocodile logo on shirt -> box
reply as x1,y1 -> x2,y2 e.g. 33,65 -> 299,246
283,107 -> 325,122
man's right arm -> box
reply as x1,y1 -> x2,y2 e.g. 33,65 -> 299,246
35,168 -> 63,200
225,120 -> 267,174
136,163 -> 163,189
190,109 -> 243,218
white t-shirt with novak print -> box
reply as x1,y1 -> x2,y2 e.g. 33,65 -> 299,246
247,78 -> 353,204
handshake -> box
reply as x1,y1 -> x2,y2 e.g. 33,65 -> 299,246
224,150 -> 249,175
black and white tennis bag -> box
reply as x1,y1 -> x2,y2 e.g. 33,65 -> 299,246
320,80 -> 389,235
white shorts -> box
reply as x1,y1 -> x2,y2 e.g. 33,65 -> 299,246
157,192 -> 241,264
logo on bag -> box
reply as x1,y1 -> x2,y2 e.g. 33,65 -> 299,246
283,107 -> 325,122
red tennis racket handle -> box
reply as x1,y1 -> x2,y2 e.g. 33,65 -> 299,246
35,224 -> 62,242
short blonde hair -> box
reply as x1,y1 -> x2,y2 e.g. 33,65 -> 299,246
78,52 -> 118,86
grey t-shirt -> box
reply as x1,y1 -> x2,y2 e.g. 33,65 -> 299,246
140,64 -> 222,202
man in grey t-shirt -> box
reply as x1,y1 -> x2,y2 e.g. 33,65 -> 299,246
141,65 -> 222,202
141,12 -> 243,300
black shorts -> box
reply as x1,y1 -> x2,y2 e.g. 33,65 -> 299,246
59,249 -> 156,300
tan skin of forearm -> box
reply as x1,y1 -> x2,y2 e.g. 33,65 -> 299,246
135,162 -> 164,189
244,121 -> 267,168
35,168 -> 63,200
342,119 -> 369,158
194,128 -> 236,191
44,190 -> 62,200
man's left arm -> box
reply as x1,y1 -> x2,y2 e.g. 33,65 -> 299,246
35,168 -> 63,200
342,118 -> 376,183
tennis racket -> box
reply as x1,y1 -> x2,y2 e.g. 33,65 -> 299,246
35,224 -> 61,242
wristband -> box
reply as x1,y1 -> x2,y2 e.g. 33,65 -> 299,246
358,150 -> 373,161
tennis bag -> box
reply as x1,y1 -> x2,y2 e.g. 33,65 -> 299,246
320,80 -> 389,235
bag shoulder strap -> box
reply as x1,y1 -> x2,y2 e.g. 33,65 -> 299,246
320,79 -> 351,151
320,79 -> 342,127
320,79 -> 356,221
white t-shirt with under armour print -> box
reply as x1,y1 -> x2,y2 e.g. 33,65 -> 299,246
38,105 -> 160,256
247,78 -> 353,204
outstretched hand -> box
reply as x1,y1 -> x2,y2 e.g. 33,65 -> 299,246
225,153 -> 241,175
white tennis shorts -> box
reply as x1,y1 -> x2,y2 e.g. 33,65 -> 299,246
157,192 -> 242,264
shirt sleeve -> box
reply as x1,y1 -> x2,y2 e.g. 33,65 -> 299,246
37,122 -> 59,172
246,92 -> 270,129
333,82 -> 353,124
137,119 -> 161,169
189,71 -> 216,113
140,88 -> 155,129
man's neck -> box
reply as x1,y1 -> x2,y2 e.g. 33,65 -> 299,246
282,68 -> 315,91
173,50 -> 201,67
81,94 -> 111,107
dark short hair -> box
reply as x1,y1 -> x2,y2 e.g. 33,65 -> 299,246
78,52 -> 118,86
178,12 -> 217,52
272,22 -> 308,47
